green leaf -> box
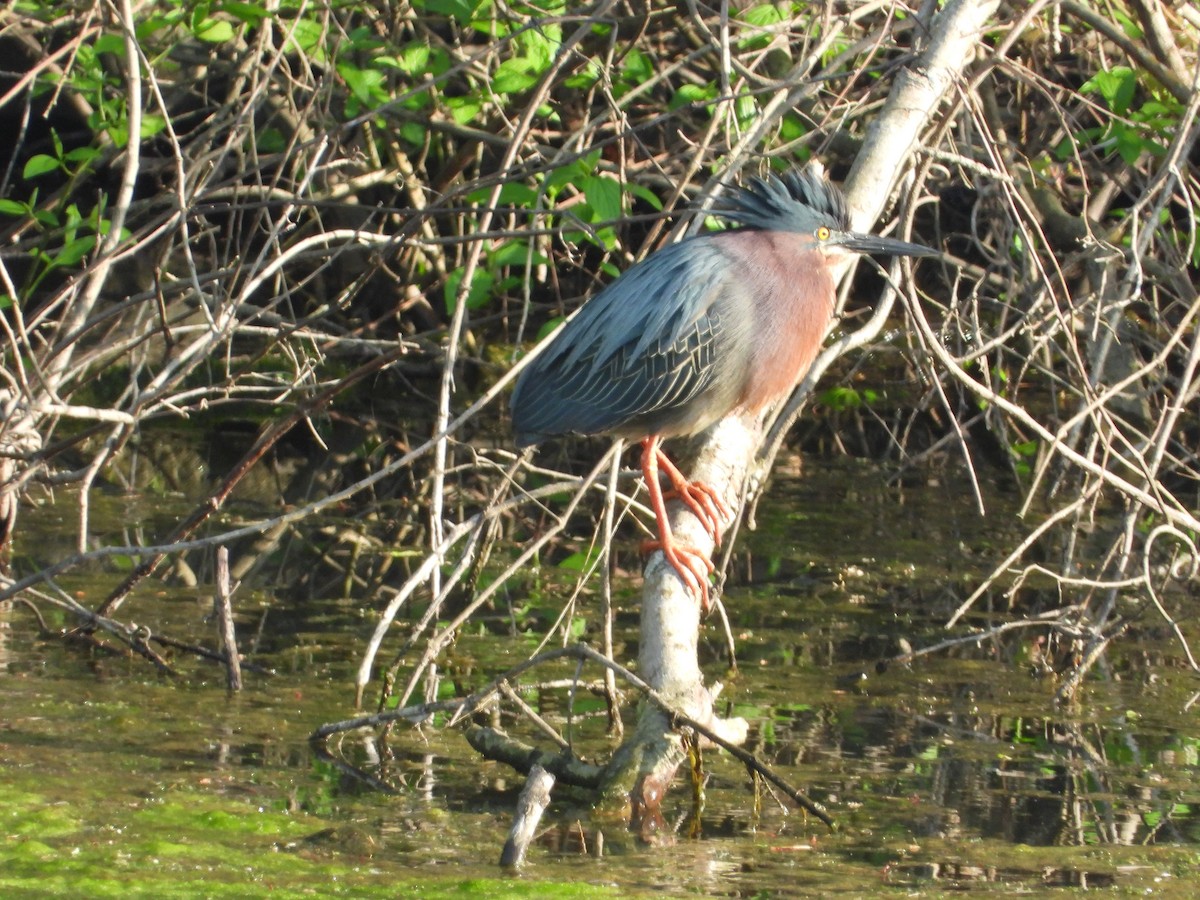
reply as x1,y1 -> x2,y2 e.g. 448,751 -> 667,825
399,122 -> 426,146
738,3 -> 784,49
670,82 -> 716,111
489,241 -> 548,267
140,113 -> 167,139
385,44 -> 450,78
535,316 -> 565,341
591,225 -> 617,250
735,93 -> 757,124
558,548 -> 602,572
741,3 -> 783,27
446,95 -> 481,125
443,267 -> 495,314
467,181 -> 539,207
284,17 -> 325,56
1112,8 -> 1144,40
581,174 -> 622,222
1081,66 -> 1136,115
399,91 -> 431,113
219,2 -> 272,25
1010,440 -> 1038,459
64,146 -> 101,165
47,235 -> 97,270
254,127 -> 286,154
108,128 -> 130,149
93,33 -> 125,55
820,386 -> 870,410
0,199 -> 27,216
337,63 -> 386,105
0,295 -> 13,310
418,0 -> 483,24
624,182 -> 663,211
620,48 -> 653,84
194,16 -> 236,43
64,202 -> 83,232
1113,124 -> 1145,165
493,57 -> 538,94
564,68 -> 599,91
544,150 -> 602,196
779,111 -> 807,143
515,23 -> 560,71
23,155 -> 60,179
137,13 -> 181,42
389,42 -> 431,75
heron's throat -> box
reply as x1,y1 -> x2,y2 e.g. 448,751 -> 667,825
737,236 -> 835,414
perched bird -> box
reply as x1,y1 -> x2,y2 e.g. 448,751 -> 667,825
510,167 -> 934,607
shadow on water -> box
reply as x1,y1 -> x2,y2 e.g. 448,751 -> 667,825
2,457 -> 1198,896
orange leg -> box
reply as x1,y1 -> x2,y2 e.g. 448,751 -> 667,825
654,444 -> 731,545
637,436 -> 728,611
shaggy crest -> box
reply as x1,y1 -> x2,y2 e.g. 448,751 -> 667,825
715,167 -> 850,234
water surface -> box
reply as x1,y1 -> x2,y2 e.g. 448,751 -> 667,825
3,457 -> 1197,897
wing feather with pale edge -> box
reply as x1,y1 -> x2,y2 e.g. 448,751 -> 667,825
511,236 -> 734,443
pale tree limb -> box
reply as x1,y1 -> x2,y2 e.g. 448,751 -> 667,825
597,0 -> 1001,821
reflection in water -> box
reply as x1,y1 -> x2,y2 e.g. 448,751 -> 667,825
3,457 -> 1197,894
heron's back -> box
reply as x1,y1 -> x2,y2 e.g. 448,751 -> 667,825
510,228 -> 831,445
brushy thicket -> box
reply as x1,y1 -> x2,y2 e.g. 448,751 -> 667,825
0,1 -> 1197,698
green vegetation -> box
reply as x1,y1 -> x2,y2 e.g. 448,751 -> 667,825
0,778 -> 619,898
0,2 -> 1197,887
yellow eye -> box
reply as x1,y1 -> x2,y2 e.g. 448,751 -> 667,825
816,226 -> 830,240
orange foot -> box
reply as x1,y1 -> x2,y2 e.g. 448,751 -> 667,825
639,435 -> 728,612
640,536 -> 715,613
650,439 -> 731,543
664,482 -> 729,547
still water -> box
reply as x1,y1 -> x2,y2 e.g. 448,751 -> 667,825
2,456 -> 1197,897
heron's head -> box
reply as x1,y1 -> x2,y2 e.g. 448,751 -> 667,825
716,167 -> 936,260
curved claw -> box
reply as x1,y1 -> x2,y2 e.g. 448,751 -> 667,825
663,480 -> 728,546
654,446 -> 731,543
639,435 -> 721,612
640,538 -> 713,612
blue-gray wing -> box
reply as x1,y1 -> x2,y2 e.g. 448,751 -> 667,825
511,235 -> 747,446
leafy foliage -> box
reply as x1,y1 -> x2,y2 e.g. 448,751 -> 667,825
0,1 -> 1196,705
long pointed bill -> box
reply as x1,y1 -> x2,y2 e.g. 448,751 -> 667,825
837,232 -> 938,257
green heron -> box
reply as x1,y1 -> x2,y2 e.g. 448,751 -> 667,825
510,168 -> 934,607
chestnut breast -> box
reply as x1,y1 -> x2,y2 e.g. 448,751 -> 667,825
722,229 -> 836,415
